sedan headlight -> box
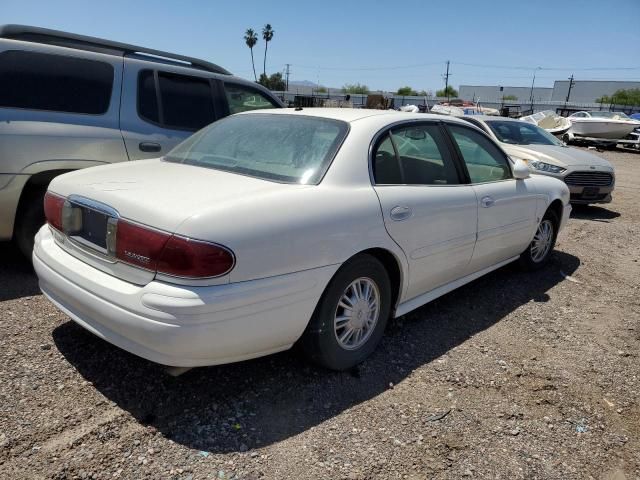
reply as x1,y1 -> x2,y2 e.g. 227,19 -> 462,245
528,160 -> 566,174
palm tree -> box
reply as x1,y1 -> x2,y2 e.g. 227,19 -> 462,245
261,24 -> 274,77
244,28 -> 258,82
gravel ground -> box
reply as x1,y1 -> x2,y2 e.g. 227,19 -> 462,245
1,148 -> 638,480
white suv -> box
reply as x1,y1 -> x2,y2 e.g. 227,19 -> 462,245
0,24 -> 283,257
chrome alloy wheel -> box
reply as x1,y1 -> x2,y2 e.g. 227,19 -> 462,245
531,219 -> 554,263
334,277 -> 381,350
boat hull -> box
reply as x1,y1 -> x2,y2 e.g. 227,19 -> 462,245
569,120 -> 637,139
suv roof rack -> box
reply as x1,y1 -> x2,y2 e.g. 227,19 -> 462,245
0,24 -> 231,75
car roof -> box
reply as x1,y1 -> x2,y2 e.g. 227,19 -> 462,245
240,108 -> 475,125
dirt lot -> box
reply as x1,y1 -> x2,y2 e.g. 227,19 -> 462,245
1,148 -> 638,480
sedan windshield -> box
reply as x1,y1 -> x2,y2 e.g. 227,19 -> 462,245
486,120 -> 563,146
165,114 -> 349,184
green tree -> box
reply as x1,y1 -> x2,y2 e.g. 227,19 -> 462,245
316,86 -> 327,93
596,89 -> 640,106
436,86 -> 458,98
396,86 -> 418,96
502,94 -> 518,101
244,28 -> 258,82
261,24 -> 274,77
258,72 -> 285,91
342,83 -> 370,94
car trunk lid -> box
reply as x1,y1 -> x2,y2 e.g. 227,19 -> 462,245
47,158 -> 307,285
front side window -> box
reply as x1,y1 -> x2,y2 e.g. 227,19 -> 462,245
448,125 -> 512,183
165,114 -> 348,184
224,83 -> 279,114
0,50 -> 113,114
137,70 -> 215,130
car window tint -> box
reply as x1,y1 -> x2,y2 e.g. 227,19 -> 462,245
157,72 -> 215,130
448,125 -> 512,183
224,83 -> 279,114
373,135 -> 402,184
0,50 -> 113,114
137,70 -> 159,123
390,125 -> 459,185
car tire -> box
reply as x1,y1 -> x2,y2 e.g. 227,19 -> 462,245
519,209 -> 559,271
299,254 -> 392,371
14,189 -> 46,260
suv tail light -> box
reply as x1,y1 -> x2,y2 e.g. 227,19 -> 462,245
115,220 -> 235,278
44,191 -> 65,231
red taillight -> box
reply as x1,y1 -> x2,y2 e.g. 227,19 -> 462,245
115,220 -> 234,278
157,235 -> 235,278
115,220 -> 171,271
44,192 -> 65,231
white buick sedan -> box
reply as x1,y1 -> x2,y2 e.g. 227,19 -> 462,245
34,109 -> 571,371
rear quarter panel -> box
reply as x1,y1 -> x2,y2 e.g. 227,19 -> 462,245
173,183 -> 408,288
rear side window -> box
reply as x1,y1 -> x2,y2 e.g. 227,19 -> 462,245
224,83 -> 279,114
448,125 -> 512,183
0,50 -> 113,114
138,70 -> 159,123
373,135 -> 402,184
372,124 -> 459,185
391,125 -> 459,185
138,70 -> 215,130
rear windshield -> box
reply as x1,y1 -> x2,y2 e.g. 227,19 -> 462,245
164,114 -> 349,184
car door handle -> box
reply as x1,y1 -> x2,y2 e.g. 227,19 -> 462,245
139,142 -> 161,153
390,205 -> 412,221
481,196 -> 495,208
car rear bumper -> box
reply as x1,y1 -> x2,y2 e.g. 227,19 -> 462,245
34,226 -> 337,367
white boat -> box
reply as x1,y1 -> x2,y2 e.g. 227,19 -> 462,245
520,110 -> 572,136
568,111 -> 640,139
430,104 -> 465,116
430,101 -> 499,117
399,104 -> 419,113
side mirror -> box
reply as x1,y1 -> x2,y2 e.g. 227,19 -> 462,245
512,159 -> 530,180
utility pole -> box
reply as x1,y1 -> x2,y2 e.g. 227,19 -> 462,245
284,63 -> 291,92
443,60 -> 451,101
565,74 -> 575,105
529,67 -> 540,112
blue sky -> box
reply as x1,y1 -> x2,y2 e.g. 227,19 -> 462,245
3,0 -> 639,92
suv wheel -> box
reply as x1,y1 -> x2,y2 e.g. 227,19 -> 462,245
14,190 -> 46,259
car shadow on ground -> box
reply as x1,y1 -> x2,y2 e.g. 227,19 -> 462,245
0,242 -> 40,301
570,204 -> 621,221
50,250 -> 581,454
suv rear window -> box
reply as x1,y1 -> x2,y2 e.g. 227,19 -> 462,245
138,70 -> 216,131
0,50 -> 113,114
165,114 -> 349,184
